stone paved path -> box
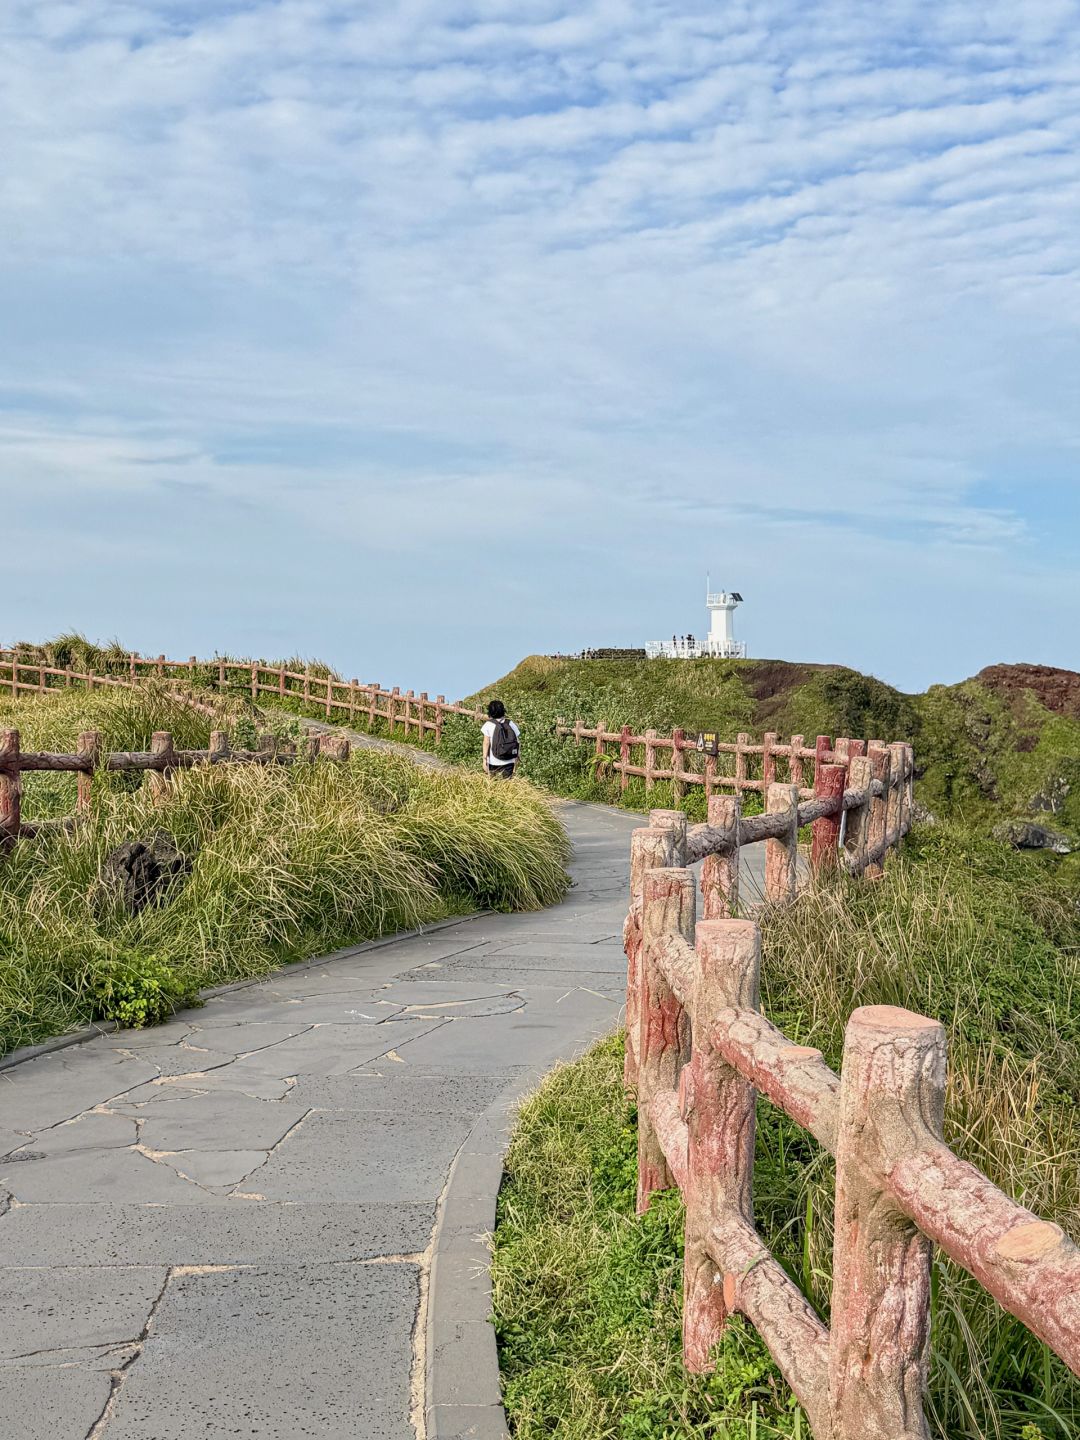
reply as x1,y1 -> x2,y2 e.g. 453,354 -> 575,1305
0,734 -> 768,1439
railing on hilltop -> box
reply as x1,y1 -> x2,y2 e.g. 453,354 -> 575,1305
0,727 -> 351,849
0,649 -> 486,745
623,809 -> 1080,1437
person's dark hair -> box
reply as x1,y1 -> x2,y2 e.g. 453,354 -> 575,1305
487,699 -> 506,720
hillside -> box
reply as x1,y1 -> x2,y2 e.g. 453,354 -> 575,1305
465,655 -> 1080,849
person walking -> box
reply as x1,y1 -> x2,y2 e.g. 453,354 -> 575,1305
481,700 -> 520,778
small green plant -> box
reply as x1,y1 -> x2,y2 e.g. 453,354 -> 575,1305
89,952 -> 194,1028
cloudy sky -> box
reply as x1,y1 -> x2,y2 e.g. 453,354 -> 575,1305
2,0 -> 1078,697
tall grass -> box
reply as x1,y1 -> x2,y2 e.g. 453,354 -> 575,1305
0,696 -> 570,1056
493,827 -> 1080,1439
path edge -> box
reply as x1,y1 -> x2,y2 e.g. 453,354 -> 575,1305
426,1024 -> 616,1440
0,912 -> 484,1075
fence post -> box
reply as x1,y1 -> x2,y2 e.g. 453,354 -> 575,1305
735,732 -> 749,796
762,731 -> 777,790
682,919 -> 760,1370
626,825 -> 679,1087
701,795 -> 741,918
146,731 -> 174,801
419,693 -> 429,740
188,655 -> 197,683
619,724 -> 632,792
865,745 -> 892,879
648,808 -> 688,864
789,734 -> 805,790
38,662 -> 45,695
904,744 -> 915,831
325,675 -> 333,719
637,866 -> 695,1213
672,727 -> 686,803
77,730 -> 100,812
157,654 -> 165,678
843,755 -> 873,875
829,1006 -> 943,1439
129,652 -> 137,683
764,783 -> 799,903
435,696 -> 445,746
644,729 -> 657,792
405,689 -> 414,734
390,686 -> 400,732
209,730 -> 229,763
368,685 -> 378,730
0,729 -> 21,846
349,680 -> 358,728
811,763 -> 846,871
887,741 -> 907,849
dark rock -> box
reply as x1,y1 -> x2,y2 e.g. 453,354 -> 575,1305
100,832 -> 193,914
992,821 -> 1072,855
1030,774 -> 1071,815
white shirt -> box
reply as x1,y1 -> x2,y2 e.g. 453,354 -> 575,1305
482,719 -> 520,766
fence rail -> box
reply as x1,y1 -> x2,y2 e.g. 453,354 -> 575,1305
624,809 -> 1080,1437
0,727 -> 351,848
0,649 -> 487,743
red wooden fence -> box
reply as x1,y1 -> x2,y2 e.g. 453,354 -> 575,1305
624,809 -> 1080,1437
0,727 -> 350,849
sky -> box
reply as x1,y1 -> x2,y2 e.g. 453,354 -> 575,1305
2,0 -> 1078,699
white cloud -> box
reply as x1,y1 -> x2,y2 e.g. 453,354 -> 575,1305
0,0 -> 1078,688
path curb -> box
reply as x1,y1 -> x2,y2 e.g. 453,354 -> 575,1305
0,912 -> 483,1075
426,1025 -> 619,1440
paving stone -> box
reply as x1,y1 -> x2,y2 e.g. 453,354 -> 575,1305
287,1072 -> 511,1113
255,1108 -> 475,1203
0,1264 -> 168,1359
0,1364 -> 114,1440
105,1262 -> 418,1440
400,962 -> 625,991
161,1147 -> 273,1188
20,1109 -> 137,1154
0,1050 -> 159,1132
386,1002 -> 615,1074
0,1143 -> 226,1205
132,1092 -> 309,1154
0,1201 -> 434,1267
201,1018 -> 449,1078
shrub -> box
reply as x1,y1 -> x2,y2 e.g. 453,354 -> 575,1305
89,952 -> 196,1028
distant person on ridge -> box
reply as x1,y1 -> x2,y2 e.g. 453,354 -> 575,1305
482,700 -> 520,779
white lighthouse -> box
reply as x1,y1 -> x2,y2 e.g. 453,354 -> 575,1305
704,584 -> 745,658
645,580 -> 747,659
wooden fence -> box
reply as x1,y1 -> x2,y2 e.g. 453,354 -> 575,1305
0,649 -> 485,745
624,809 -> 1080,1437
0,727 -> 351,848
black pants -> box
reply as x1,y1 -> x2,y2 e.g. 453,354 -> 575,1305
487,763 -> 515,779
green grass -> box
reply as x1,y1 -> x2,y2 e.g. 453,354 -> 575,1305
493,828 -> 1080,1439
0,687 -> 571,1056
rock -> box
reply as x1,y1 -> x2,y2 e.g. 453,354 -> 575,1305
910,800 -> 937,827
992,821 -> 1072,855
99,832 -> 193,913
1030,774 -> 1071,816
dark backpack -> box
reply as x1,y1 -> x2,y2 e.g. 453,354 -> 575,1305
491,718 -> 519,762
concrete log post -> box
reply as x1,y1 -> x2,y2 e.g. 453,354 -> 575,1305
649,809 -> 688,865
0,729 -> 21,847
681,919 -> 760,1371
644,729 -> 657,792
157,654 -> 165,677
146,731 -> 175,802
865,745 -> 892,880
672,728 -> 686,803
637,867 -> 695,1213
76,730 -> 101,812
762,732 -> 777,790
435,696 -> 445,746
248,662 -> 257,702
626,827 -> 679,1087
209,730 -> 229,764
619,724 -> 632,793
810,764 -> 846,871
887,741 -> 907,850
829,1006 -> 942,1440
764,783 -> 799,904
701,795 -> 740,918
735,732 -> 749,796
326,675 -> 335,719
843,755 -> 874,875
789,735 -> 805,790
303,668 -> 312,704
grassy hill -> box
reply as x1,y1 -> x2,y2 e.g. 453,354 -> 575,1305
461,655 -> 1080,853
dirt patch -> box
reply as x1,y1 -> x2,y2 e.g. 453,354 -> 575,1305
974,664 -> 1080,721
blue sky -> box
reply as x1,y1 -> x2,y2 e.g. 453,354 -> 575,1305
2,0 -> 1078,698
